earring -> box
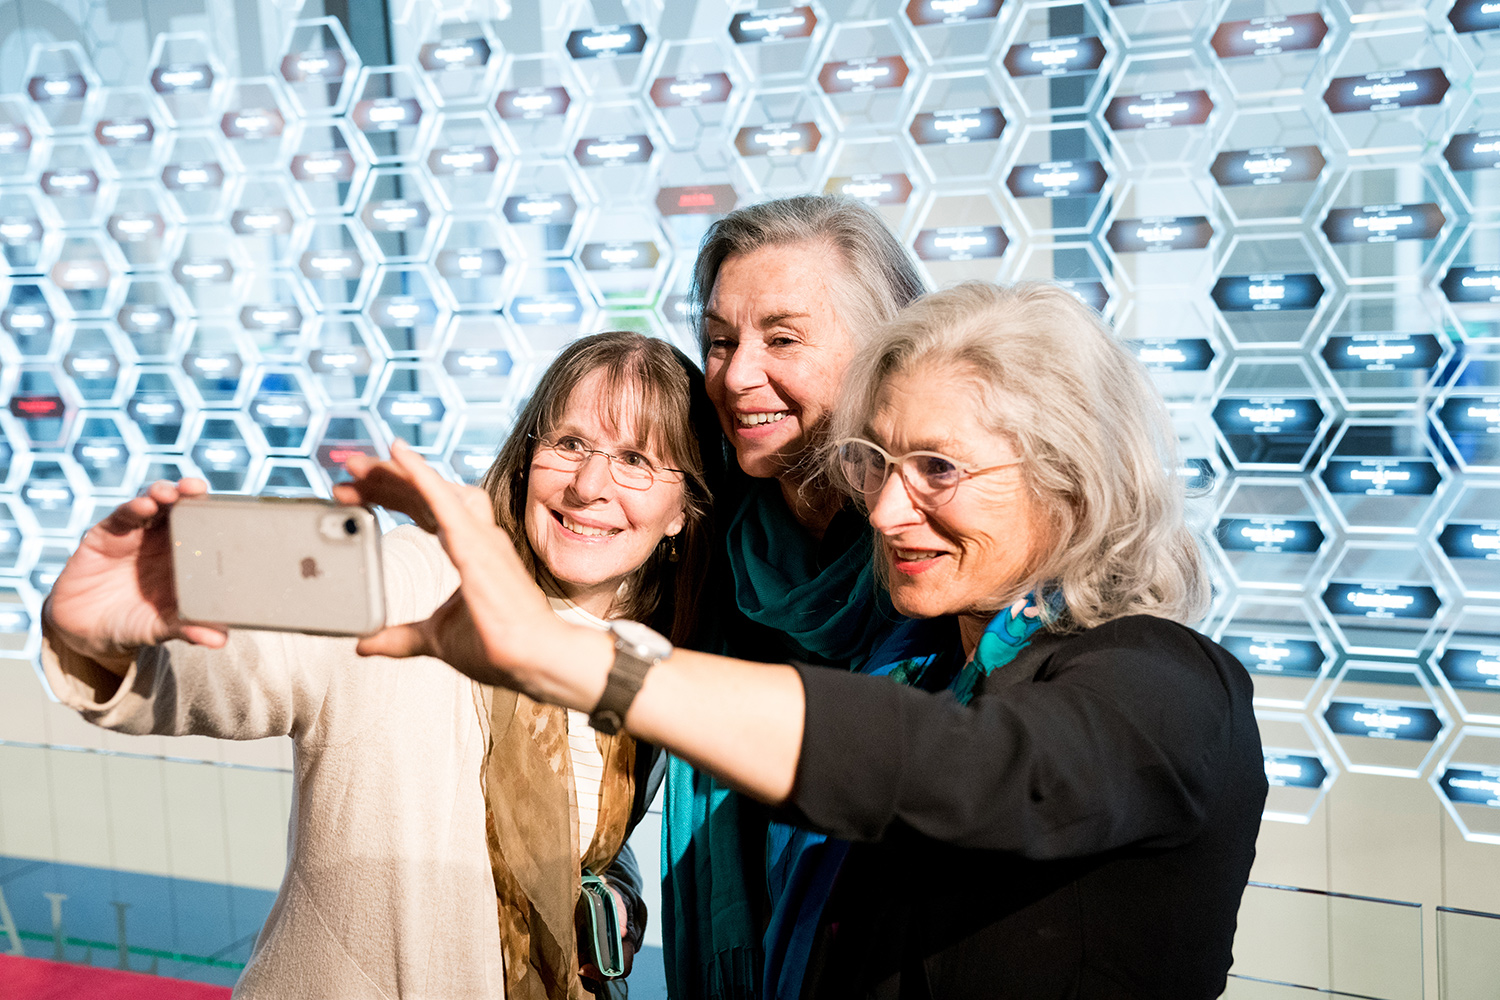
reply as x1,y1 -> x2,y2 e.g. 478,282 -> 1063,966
667,534 -> 680,562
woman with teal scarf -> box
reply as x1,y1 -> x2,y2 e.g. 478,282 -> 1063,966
661,195 -> 936,1000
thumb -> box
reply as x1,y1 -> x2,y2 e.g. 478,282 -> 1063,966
356,621 -> 437,659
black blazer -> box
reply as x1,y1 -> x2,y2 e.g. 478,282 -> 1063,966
781,616 -> 1267,1000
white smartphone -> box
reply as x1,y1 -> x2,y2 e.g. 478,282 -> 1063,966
170,495 -> 386,637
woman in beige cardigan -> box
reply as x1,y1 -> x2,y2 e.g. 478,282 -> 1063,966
39,331 -> 720,999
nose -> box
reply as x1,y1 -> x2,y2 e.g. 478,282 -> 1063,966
569,451 -> 614,502
718,338 -> 767,396
867,465 -> 923,536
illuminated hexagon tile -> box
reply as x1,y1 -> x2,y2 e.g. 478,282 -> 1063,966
1211,233 -> 1332,350
0,188 -> 51,273
357,167 -> 441,264
174,225 -> 249,315
1434,485 -> 1500,600
1315,291 -> 1452,412
106,182 -> 178,271
909,189 -> 1013,287
1432,608 -> 1500,723
1318,658 -> 1452,777
1103,0 -> 1218,47
158,129 -> 235,223
1440,89 -> 1500,221
1437,221 -> 1500,342
313,413 -> 386,486
1316,164 -> 1454,288
187,412 -> 261,492
1431,352 -> 1500,471
180,321 -> 254,408
447,410 -> 516,484
1217,595 -> 1336,708
1203,0 -> 1332,102
93,88 -> 164,179
997,0 -> 1113,117
217,77 -> 293,173
376,363 -> 457,451
1175,408 -> 1227,495
416,22 -> 505,107
424,111 -> 513,213
1432,728 -> 1500,844
904,0 -> 1006,64
726,4 -> 827,82
434,216 -> 520,312
502,158 -> 588,259
507,260 -> 595,355
729,86 -> 833,196
443,313 -> 527,409
0,581 -> 38,660
256,458 -> 332,498
647,38 -> 744,152
278,18 -> 363,119
62,323 -> 131,406
1320,23 -> 1469,160
1211,356 -> 1334,471
573,207 -> 670,310
248,368 -> 321,454
1448,0 -> 1500,82
1318,540 -> 1448,657
231,178 -> 300,270
1101,176 -> 1219,292
571,102 -> 659,207
368,263 -> 449,358
822,135 -> 924,233
494,53 -> 583,159
50,233 -> 122,318
1002,122 -> 1112,237
1254,711 -> 1338,822
1098,49 -> 1219,174
909,68 -> 1011,185
1209,105 -> 1330,226
1314,419 -> 1448,536
8,364 -> 74,449
350,65 -> 435,166
0,497 -> 35,576
288,119 -> 369,217
24,41 -> 99,134
307,315 -> 386,407
69,412 -> 141,493
124,365 -> 196,450
1010,240 -> 1114,316
18,455 -> 88,534
582,306 -> 692,357
296,219 -> 376,312
117,277 -> 186,360
38,139 -> 111,228
564,12 -> 656,97
146,33 -> 221,128
2,278 -> 63,358
814,20 -> 917,135
1212,479 -> 1334,593
653,145 -> 742,254
0,96 -> 41,181
140,455 -> 201,490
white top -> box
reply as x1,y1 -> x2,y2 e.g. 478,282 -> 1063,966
41,527 -> 611,1000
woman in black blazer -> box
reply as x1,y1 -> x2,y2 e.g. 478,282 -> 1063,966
346,281 -> 1269,1000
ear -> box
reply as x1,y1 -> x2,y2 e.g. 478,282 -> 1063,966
666,509 -> 686,539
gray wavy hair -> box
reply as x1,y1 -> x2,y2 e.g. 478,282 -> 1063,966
830,281 -> 1210,630
687,194 -> 926,355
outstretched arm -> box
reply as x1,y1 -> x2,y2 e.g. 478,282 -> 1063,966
348,441 -> 807,804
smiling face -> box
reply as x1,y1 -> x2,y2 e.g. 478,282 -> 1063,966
863,367 -> 1054,639
703,241 -> 859,482
523,368 -> 688,618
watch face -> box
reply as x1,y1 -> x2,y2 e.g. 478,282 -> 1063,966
610,618 -> 672,658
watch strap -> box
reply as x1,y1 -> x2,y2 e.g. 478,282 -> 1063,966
589,638 -> 652,735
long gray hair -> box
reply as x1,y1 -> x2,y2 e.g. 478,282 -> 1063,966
831,281 -> 1210,630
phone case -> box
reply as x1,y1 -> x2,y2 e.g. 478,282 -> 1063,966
577,871 -> 626,979
170,495 -> 386,637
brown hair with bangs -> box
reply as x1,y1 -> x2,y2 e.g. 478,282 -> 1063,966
478,331 -> 714,644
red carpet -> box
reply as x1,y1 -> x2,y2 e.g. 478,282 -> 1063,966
0,955 -> 231,999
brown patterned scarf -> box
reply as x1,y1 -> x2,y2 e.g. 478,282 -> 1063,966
482,686 -> 637,1000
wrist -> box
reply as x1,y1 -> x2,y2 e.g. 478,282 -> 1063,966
528,624 -> 612,713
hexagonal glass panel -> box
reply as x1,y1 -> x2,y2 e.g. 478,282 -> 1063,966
443,314 -> 524,407
141,455 -> 200,487
9,366 -> 71,449
298,220 -> 373,311
126,367 -> 193,449
368,264 -> 447,357
0,96 -> 40,181
19,458 -> 79,532
1211,358 -> 1332,470
1099,51 -> 1218,173
1317,292 -> 1450,411
417,24 -> 504,106
1115,290 -> 1220,404
279,18 -> 362,118
189,414 -> 258,492
159,130 -> 233,222
574,208 -> 668,308
24,41 -> 97,133
814,21 -> 915,135
146,33 -> 220,127
1217,595 -> 1334,708
63,324 -> 127,404
648,39 -> 741,151
1213,478 -> 1331,592
230,178 -> 299,268
51,235 -> 119,317
503,159 -> 586,258
731,87 -> 832,196
1206,1 -> 1330,102
0,190 -> 48,273
256,459 -> 330,498
905,0 -> 1003,63
0,580 -> 35,655
93,88 -> 163,178
910,70 -> 1008,184
118,278 -> 185,359
173,226 -> 245,314
1319,541 -> 1446,658
1000,0 -> 1112,117
1432,729 -> 1500,844
218,77 -> 292,172
1441,89 -> 1500,220
1210,105 -> 1328,225
70,413 -> 136,491
1320,25 -> 1467,160
1432,353 -> 1500,471
447,411 -> 513,483
565,17 -> 654,96
508,261 -> 594,355
435,216 -> 516,311
1255,710 -> 1338,822
376,364 -> 453,450
1104,0 -> 1215,46
0,498 -> 29,575
1436,484 -> 1500,599
1211,234 -> 1329,349
180,322 -> 251,406
289,120 -> 367,216
1102,178 -> 1218,291
1438,222 -> 1500,343
727,5 -> 825,81
822,135 -> 921,232
495,54 -> 581,158
1316,420 -> 1447,536
2,281 -> 59,357
249,368 -> 318,453
238,272 -> 311,360
350,66 -> 433,164
38,140 -> 108,228
308,316 -> 384,406
1004,122 -> 1111,236
1010,241 -> 1114,317
1318,165 -> 1452,287
1319,659 -> 1450,777
652,145 -> 741,254
571,102 -> 657,205
1432,609 -> 1500,723
106,183 -> 177,270
1450,0 -> 1500,82
359,167 -> 440,263
910,191 -> 1010,287
314,413 -> 385,485
425,112 -> 511,211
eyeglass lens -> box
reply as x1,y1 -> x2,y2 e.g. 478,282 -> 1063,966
536,437 -> 657,489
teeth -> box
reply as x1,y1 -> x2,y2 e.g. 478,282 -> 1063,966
894,549 -> 939,561
737,411 -> 788,427
561,515 -> 619,538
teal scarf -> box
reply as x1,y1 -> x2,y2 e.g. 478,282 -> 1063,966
664,483 -> 888,999
951,595 -> 1051,705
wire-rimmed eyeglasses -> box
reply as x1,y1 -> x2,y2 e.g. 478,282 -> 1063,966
529,434 -> 685,490
834,437 -> 1024,508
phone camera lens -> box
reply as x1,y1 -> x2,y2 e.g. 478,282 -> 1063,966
343,518 -> 359,535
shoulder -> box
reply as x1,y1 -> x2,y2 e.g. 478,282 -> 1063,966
1034,616 -> 1251,697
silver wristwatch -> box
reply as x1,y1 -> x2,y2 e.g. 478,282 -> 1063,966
590,620 -> 672,735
